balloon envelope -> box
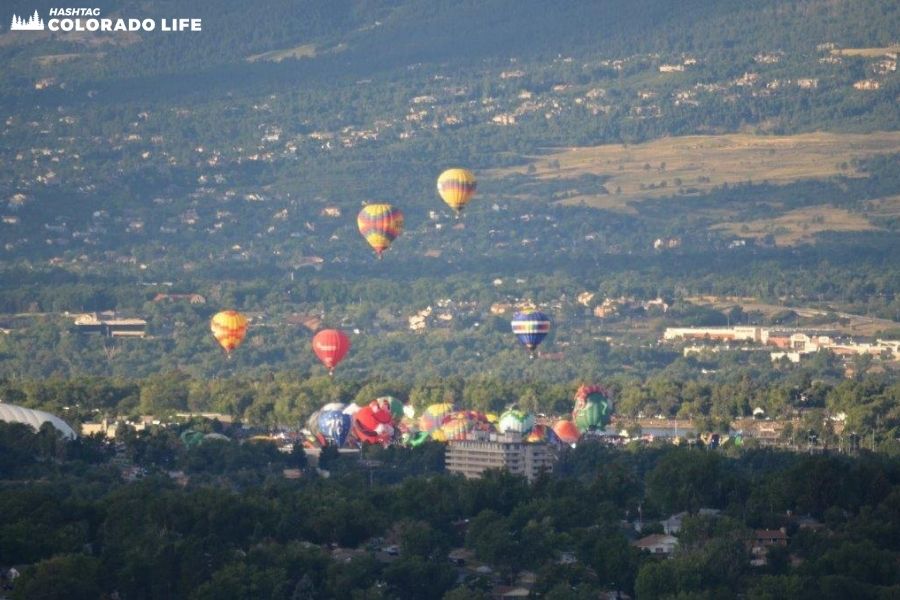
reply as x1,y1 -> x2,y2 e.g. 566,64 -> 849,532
553,419 -> 581,444
353,403 -> 394,445
525,423 -> 551,443
511,311 -> 551,351
407,431 -> 430,447
498,408 -> 535,434
573,384 -> 612,431
371,396 -> 405,424
317,410 -> 352,447
312,329 -> 351,373
437,168 -> 477,214
439,410 -> 492,441
419,402 -> 454,433
357,203 -> 404,257
211,310 -> 248,354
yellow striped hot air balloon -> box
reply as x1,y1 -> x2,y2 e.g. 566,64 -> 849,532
436,168 -> 476,216
357,203 -> 404,259
210,310 -> 248,356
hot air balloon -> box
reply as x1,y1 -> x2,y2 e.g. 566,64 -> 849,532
369,396 -> 405,424
407,431 -> 430,447
312,329 -> 351,375
317,409 -> 352,448
553,419 -> 581,445
439,412 -> 472,441
498,408 -> 535,434
211,310 -> 248,356
525,423 -> 552,443
437,168 -> 477,216
419,402 -> 454,433
439,410 -> 492,441
353,401 -> 395,445
357,203 -> 404,259
306,403 -> 342,447
573,384 -> 612,432
511,311 -> 551,356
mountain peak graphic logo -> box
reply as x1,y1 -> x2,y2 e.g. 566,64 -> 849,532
11,10 -> 45,31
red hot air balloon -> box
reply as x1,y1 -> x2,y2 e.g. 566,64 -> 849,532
312,329 -> 350,375
353,402 -> 395,445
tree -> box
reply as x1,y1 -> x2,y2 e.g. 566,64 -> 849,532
12,554 -> 102,600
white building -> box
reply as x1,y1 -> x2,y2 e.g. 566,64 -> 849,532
632,534 -> 678,556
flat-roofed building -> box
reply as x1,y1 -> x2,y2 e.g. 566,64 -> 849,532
446,432 -> 556,482
663,326 -> 766,343
73,313 -> 147,338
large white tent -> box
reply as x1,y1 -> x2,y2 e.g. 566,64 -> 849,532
0,403 -> 77,439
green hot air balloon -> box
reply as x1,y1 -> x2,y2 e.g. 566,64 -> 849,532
572,384 -> 612,431
498,407 -> 535,435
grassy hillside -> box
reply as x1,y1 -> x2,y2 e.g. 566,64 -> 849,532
488,132 -> 900,210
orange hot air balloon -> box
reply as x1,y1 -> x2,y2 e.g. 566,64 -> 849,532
357,203 -> 404,259
437,168 -> 476,216
553,419 -> 581,445
312,329 -> 351,375
210,310 -> 248,356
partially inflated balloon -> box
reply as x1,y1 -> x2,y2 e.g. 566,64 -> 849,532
437,168 -> 477,215
419,402 -> 454,433
358,204 -> 404,258
525,424 -> 551,443
317,409 -> 352,447
353,403 -> 394,445
373,396 -> 405,424
573,384 -> 612,431
498,408 -> 535,434
312,329 -> 350,375
408,431 -> 430,447
553,419 -> 581,444
511,311 -> 551,356
211,310 -> 248,355
439,410 -> 491,441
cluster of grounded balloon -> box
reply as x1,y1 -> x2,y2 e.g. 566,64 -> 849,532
301,383 -> 613,450
211,168 -> 550,368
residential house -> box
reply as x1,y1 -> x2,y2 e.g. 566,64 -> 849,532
632,534 -> 678,557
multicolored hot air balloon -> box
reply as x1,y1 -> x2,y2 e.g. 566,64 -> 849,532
498,408 -> 535,434
211,310 -> 248,356
525,423 -> 554,443
437,168 -> 477,216
553,419 -> 581,445
439,410 -> 492,441
357,203 -> 404,258
511,311 -> 551,356
312,329 -> 350,375
419,402 -> 454,433
573,384 -> 612,432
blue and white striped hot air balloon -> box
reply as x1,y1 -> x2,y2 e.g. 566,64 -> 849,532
511,311 -> 551,355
